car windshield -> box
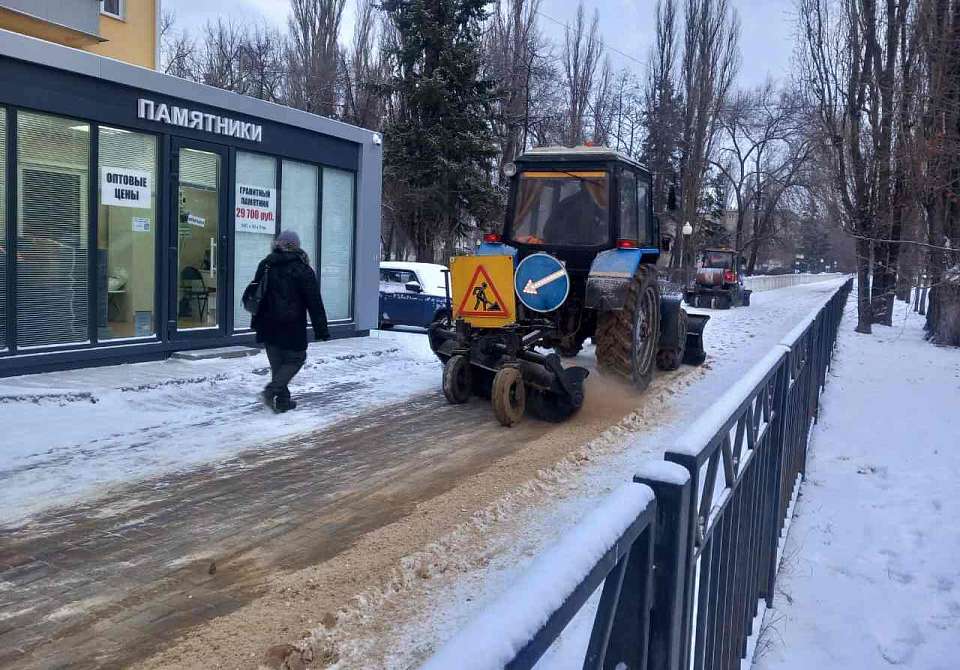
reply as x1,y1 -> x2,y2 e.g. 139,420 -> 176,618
703,252 -> 734,269
510,171 -> 609,246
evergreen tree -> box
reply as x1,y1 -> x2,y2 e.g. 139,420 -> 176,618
381,0 -> 499,262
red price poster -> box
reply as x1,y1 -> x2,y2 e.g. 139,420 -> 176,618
235,184 -> 276,234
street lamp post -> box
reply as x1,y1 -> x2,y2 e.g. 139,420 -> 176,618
680,221 -> 694,283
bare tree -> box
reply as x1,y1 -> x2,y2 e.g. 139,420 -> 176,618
287,0 -> 347,118
340,0 -> 390,129
674,0 -> 740,268
159,9 -> 198,79
197,18 -> 249,92
561,3 -> 604,146
797,0 -> 914,332
643,0 -> 683,213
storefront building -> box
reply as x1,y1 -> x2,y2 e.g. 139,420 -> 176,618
0,30 -> 382,376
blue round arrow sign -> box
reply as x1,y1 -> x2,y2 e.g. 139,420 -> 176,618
515,252 -> 570,313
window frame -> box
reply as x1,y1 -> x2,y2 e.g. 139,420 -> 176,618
617,168 -> 640,244
96,124 -> 162,343
100,0 -> 125,20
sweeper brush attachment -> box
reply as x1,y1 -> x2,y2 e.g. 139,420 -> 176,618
429,321 -> 589,427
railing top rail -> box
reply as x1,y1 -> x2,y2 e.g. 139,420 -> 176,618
667,345 -> 786,464
421,483 -> 656,670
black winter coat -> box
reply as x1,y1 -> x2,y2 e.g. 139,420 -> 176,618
249,250 -> 329,351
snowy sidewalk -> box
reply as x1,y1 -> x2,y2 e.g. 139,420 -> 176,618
754,299 -> 960,669
0,329 -> 439,527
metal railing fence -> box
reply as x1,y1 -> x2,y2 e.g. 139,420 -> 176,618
423,278 -> 853,670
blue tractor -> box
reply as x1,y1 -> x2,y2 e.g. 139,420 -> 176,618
429,146 -> 708,426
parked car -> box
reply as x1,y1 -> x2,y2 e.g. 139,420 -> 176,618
378,261 -> 450,329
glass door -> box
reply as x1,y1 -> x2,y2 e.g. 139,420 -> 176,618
171,141 -> 227,337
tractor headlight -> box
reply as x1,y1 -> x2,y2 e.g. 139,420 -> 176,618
503,162 -> 517,177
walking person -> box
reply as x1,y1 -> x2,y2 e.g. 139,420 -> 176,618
246,230 -> 329,413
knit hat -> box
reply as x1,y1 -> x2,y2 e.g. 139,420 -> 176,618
276,229 -> 301,248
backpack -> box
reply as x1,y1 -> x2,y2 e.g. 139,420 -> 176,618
242,264 -> 270,314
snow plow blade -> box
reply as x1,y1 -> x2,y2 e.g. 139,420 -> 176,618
683,313 -> 710,365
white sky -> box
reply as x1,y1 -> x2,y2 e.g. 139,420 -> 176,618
162,0 -> 797,89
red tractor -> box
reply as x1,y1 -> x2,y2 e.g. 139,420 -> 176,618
683,248 -> 751,309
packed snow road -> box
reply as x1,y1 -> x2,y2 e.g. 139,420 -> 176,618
0,278 -> 847,669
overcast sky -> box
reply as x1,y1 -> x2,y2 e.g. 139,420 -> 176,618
164,0 -> 797,89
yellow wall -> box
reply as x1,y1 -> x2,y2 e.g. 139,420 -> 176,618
89,1 -> 158,69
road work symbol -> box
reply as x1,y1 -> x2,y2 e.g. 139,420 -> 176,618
450,255 -> 516,328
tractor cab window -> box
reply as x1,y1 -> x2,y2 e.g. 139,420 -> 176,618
619,170 -> 639,243
702,251 -> 734,269
510,171 -> 609,247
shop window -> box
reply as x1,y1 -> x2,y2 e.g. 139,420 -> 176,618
321,168 -> 355,322
97,127 -> 157,340
0,109 -> 6,350
16,112 -> 90,348
280,159 -> 318,272
234,152 -> 276,330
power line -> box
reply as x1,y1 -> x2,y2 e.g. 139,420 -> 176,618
534,9 -> 647,69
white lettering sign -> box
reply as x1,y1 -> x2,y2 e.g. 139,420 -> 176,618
101,167 -> 151,208
187,213 -> 206,228
132,217 -> 151,232
235,183 -> 276,234
138,98 -> 263,143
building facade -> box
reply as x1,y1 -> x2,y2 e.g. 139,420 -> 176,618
0,0 -> 158,68
0,29 -> 382,376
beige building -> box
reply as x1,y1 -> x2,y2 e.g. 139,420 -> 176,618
0,0 -> 158,69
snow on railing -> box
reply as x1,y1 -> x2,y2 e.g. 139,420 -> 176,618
421,483 -> 656,670
743,272 -> 843,292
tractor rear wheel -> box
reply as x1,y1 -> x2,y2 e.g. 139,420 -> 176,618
442,355 -> 471,404
492,367 -> 526,426
595,265 -> 661,390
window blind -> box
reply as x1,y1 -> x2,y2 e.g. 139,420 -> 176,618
280,160 -> 318,267
16,112 -> 90,348
321,168 -> 355,322
179,149 -> 218,190
0,109 -> 6,350
234,152 -> 276,330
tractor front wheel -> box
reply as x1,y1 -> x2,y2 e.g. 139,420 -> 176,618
595,265 -> 661,390
492,367 -> 526,427
442,355 -> 471,404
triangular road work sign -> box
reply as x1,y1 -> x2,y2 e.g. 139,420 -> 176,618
457,264 -> 510,318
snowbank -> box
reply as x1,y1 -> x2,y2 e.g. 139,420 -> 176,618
420,483 -> 654,670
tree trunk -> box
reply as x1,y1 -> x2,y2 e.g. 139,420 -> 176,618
929,278 -> 960,346
855,237 -> 873,334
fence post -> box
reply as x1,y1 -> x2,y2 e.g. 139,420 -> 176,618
634,463 -> 692,670
761,352 -> 790,607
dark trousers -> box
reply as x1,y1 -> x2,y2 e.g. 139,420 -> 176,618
264,345 -> 307,400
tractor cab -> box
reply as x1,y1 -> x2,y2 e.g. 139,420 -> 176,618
487,146 -> 661,274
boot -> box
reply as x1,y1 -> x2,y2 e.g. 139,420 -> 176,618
275,395 -> 297,412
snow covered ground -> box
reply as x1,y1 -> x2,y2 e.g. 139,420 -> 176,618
0,329 -> 438,528
753,297 -> 960,670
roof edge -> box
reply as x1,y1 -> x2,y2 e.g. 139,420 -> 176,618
0,27 -> 379,146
